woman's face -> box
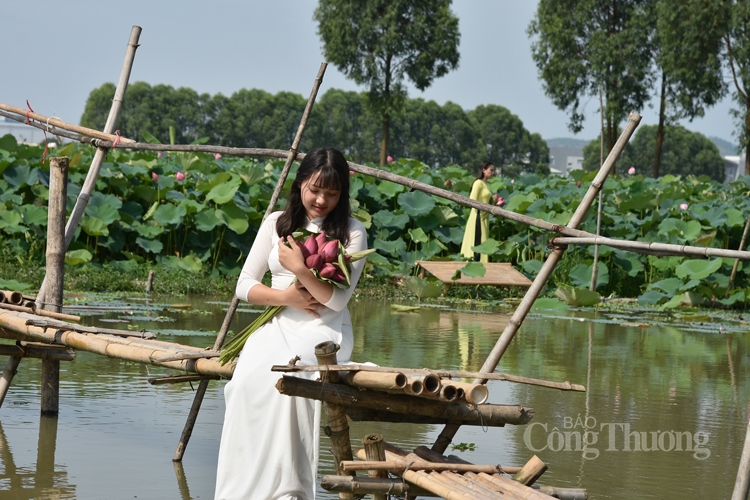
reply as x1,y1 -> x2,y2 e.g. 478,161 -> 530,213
300,173 -> 341,220
483,165 -> 496,180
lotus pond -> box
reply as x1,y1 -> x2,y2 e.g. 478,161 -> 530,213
1,295 -> 748,499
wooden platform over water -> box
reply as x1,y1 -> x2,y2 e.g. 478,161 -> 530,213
417,261 -> 532,287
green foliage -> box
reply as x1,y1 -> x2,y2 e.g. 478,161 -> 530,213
315,0 -> 460,163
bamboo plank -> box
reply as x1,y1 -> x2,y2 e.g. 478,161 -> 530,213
417,261 -> 531,286
341,460 -> 504,474
0,303 -> 80,323
320,475 -> 433,497
0,344 -> 75,361
24,318 -> 154,339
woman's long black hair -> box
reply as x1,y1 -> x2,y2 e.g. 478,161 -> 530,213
476,160 -> 494,179
276,147 -> 352,245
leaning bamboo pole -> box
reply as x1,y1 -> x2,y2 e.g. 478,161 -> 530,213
272,363 -> 585,392
727,214 -> 750,296
432,112 -> 642,454
341,460 -> 511,474
171,62 -> 328,462
35,26 -> 141,306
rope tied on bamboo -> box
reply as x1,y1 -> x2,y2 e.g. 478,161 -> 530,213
25,100 -> 50,162
112,130 -> 122,147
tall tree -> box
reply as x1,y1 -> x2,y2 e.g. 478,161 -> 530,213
315,0 -> 460,166
528,0 -> 654,170
725,0 -> 750,174
654,0 -> 728,177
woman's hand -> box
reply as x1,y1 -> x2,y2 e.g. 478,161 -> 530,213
283,281 -> 324,317
277,236 -> 307,276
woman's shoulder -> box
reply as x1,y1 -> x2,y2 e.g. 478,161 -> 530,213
348,216 -> 367,233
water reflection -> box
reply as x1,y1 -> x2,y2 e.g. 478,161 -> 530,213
0,297 -> 748,499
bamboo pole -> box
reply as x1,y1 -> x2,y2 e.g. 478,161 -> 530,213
591,85 -> 605,292
146,270 -> 155,294
0,103 -> 135,144
149,374 -> 219,385
23,318 -> 152,338
272,364 -> 585,392
362,434 -> 387,500
35,26 -> 141,306
172,62 -> 328,462
432,112 -> 642,454
320,475 -> 433,497
344,370 -> 407,391
550,236 -> 750,259
732,416 -> 750,500
276,375 -> 534,426
0,344 -> 75,362
342,460 -> 505,474
315,341 -> 355,500
0,308 -> 235,378
39,156 -> 68,416
0,355 -> 21,409
727,215 -> 750,296
0,303 -> 81,322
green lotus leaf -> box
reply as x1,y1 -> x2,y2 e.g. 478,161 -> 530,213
430,205 -> 460,226
637,290 -> 667,305
693,230 -> 716,247
372,211 -> 409,228
648,277 -> 684,294
132,185 -> 157,204
613,254 -> 643,277
350,177 -> 364,197
237,163 -> 268,186
373,238 -> 407,257
403,276 -> 443,299
433,226 -> 463,245
725,208 -> 745,228
195,209 -> 222,232
505,192 -> 537,213
136,237 -> 163,254
65,249 -> 93,266
216,202 -> 249,234
80,216 -> 109,237
471,238 -> 499,255
0,278 -> 31,291
696,207 -> 728,228
179,198 -> 205,214
675,258 -> 722,280
88,192 -> 123,210
377,181 -> 406,197
134,223 -> 164,238
398,191 -> 435,217
353,207 -> 372,229
197,171 -> 232,193
0,134 -> 18,152
118,164 -> 149,177
85,204 -> 120,226
531,297 -> 569,311
408,227 -> 429,243
153,203 -> 187,226
20,205 -> 47,226
718,290 -> 746,306
522,259 -> 543,276
555,286 -> 600,307
0,210 -> 27,234
3,165 -> 39,188
619,191 -> 656,212
206,177 -> 242,205
569,262 -> 609,289
457,262 -> 486,278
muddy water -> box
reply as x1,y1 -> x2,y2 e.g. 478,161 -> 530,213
1,297 -> 748,499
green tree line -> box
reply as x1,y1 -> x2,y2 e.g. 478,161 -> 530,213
80,83 -> 549,177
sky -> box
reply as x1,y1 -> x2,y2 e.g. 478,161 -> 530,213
1,1 -> 740,147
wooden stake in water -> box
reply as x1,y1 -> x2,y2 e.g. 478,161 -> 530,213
431,112 -> 643,454
41,156 -> 69,416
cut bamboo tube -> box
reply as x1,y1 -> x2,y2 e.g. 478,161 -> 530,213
3,291 -> 23,305
404,376 -> 424,396
272,364 -> 585,392
432,112 -> 642,454
362,434 -> 387,500
0,344 -> 75,362
276,376 -> 534,426
412,445 -> 522,475
316,341 -> 355,500
342,460 -> 504,474
36,26 -> 141,305
0,303 -> 80,323
511,455 -> 547,487
173,62 -> 327,463
444,381 -> 489,405
320,475 -> 433,497
0,103 -> 135,144
0,291 -> 5,303
344,370 -> 407,391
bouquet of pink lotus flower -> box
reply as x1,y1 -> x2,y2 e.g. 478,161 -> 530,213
219,231 -> 375,364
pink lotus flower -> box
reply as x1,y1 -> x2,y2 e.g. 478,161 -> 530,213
510,179 -> 515,184
176,172 -> 185,181
157,152 -> 163,158
296,241 -> 311,259
319,262 -> 338,279
387,155 -> 393,163
576,181 -> 582,188
679,203 -> 689,210
305,254 -> 325,271
320,240 -> 339,263
315,230 -> 328,249
496,196 -> 505,207
215,153 -> 222,160
445,179 -> 451,188
628,166 -> 636,175
350,170 -> 356,175
152,172 -> 159,181
302,234 -> 318,257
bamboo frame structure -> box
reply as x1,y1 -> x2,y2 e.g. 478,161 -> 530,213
362,433 -> 387,500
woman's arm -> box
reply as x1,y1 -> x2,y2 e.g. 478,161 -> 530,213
468,179 -> 483,201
